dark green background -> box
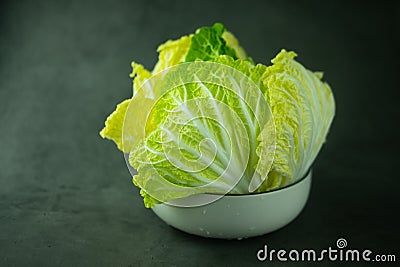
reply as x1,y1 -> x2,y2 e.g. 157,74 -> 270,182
0,0 -> 399,266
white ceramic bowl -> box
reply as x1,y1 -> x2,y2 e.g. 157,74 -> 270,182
152,171 -> 312,239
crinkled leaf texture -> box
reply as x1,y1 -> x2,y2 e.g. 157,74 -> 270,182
185,23 -> 238,62
259,50 -> 335,191
99,99 -> 130,151
99,23 -> 335,208
123,61 -> 275,208
100,24 -> 247,152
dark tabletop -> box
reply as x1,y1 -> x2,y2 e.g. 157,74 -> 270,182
0,0 -> 399,266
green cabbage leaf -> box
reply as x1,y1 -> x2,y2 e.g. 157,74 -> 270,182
99,23 -> 335,208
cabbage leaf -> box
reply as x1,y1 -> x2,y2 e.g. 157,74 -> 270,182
99,23 -> 335,208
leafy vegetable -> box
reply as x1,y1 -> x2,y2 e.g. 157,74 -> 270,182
122,61 -> 274,207
152,35 -> 192,74
99,99 -> 130,151
258,50 -> 335,191
100,23 -> 248,151
185,23 -> 238,62
100,23 -> 335,208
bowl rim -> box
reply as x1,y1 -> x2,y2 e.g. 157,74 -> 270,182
220,168 -> 312,197
158,169 -> 312,208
